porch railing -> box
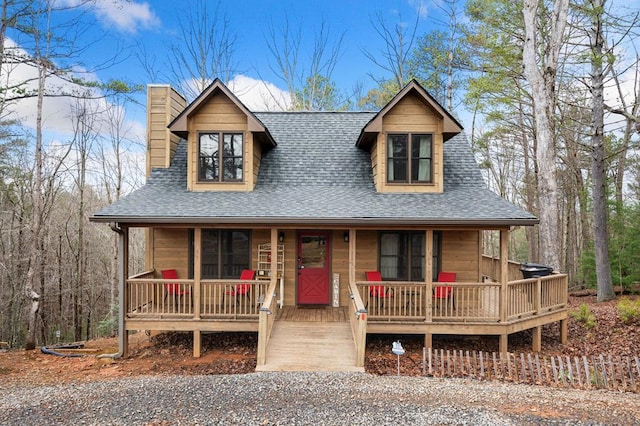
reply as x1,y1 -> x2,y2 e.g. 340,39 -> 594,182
481,255 -> 524,282
257,279 -> 279,366
348,279 -> 367,367
125,277 -> 268,319
356,274 -> 567,323
507,274 -> 568,320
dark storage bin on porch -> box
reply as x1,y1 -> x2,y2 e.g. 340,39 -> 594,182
520,263 -> 553,279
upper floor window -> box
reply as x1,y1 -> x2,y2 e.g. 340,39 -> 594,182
198,132 -> 244,182
387,133 -> 433,183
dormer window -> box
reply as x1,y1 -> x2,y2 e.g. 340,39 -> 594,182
387,133 -> 433,183
198,132 -> 244,182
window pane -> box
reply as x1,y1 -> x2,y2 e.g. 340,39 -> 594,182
387,135 -> 408,182
223,157 -> 243,180
380,233 -> 407,280
201,229 -> 219,278
222,134 -> 243,182
391,159 -> 407,181
301,235 -> 327,268
378,232 -> 440,282
223,134 -> 243,157
199,230 -> 250,279
199,134 -> 219,181
220,230 -> 250,278
412,134 -> 432,182
411,233 -> 425,281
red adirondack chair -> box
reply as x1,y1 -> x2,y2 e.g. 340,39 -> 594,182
366,271 -> 393,308
434,271 -> 456,308
161,269 -> 191,309
225,269 -> 256,305
161,269 -> 189,297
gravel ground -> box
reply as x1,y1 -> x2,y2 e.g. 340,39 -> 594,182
1,372 -> 639,425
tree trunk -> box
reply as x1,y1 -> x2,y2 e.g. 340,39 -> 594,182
589,0 -> 615,301
521,0 -> 569,271
520,104 -> 538,261
24,54 -> 47,350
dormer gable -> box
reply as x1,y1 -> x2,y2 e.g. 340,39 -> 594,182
168,79 -> 276,192
356,80 -> 463,194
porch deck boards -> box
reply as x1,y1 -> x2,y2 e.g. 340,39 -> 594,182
257,307 -> 362,372
278,306 -> 348,322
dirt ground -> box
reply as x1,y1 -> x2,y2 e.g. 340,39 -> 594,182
1,295 -> 638,387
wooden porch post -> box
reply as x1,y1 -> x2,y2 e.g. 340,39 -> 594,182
425,230 -> 433,347
560,318 -> 568,344
349,228 -> 367,368
348,228 -> 356,290
119,225 -> 129,358
193,228 -> 202,358
477,230 -> 483,281
499,229 -> 509,323
532,326 -> 542,352
499,229 -> 509,354
499,334 -> 508,354
270,228 -> 278,290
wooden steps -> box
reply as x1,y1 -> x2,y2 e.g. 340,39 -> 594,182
255,307 -> 363,372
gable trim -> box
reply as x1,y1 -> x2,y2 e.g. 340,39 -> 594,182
168,78 -> 276,147
356,80 -> 463,147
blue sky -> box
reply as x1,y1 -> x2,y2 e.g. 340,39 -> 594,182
8,0 -> 639,147
8,0 -> 462,142
107,0 -> 444,95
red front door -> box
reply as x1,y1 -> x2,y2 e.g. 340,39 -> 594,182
297,232 -> 331,305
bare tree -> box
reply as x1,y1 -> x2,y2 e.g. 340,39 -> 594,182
99,96 -> 141,334
584,0 -> 614,301
263,16 -> 346,111
363,11 -> 419,91
522,0 -> 570,271
166,0 -> 238,101
19,0 -> 105,348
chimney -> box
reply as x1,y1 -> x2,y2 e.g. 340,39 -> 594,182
146,85 -> 187,177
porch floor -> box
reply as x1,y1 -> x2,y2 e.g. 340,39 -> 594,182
257,306 -> 362,372
278,306 -> 348,322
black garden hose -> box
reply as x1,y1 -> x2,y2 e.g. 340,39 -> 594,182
41,343 -> 85,358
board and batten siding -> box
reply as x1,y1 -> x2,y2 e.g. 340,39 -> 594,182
187,93 -> 254,192
376,93 -> 444,193
146,85 -> 186,177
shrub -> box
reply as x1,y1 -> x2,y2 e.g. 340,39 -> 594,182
571,303 -> 596,329
96,304 -> 118,337
617,297 -> 640,324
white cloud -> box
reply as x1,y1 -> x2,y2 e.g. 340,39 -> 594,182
3,38 -> 146,144
61,0 -> 160,33
408,0 -> 429,19
227,75 -> 291,112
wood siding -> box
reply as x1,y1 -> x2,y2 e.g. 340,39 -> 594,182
146,85 -> 186,177
151,228 -> 190,278
149,228 -> 482,307
187,92 -> 254,192
377,93 -> 444,193
441,230 -> 480,281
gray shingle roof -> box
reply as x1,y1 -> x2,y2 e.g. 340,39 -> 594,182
92,112 -> 537,226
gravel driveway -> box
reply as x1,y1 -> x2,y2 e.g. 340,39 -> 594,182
1,372 -> 639,425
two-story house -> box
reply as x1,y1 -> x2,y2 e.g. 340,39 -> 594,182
91,79 -> 568,370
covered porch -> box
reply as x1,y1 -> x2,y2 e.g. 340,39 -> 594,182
114,226 -> 568,369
